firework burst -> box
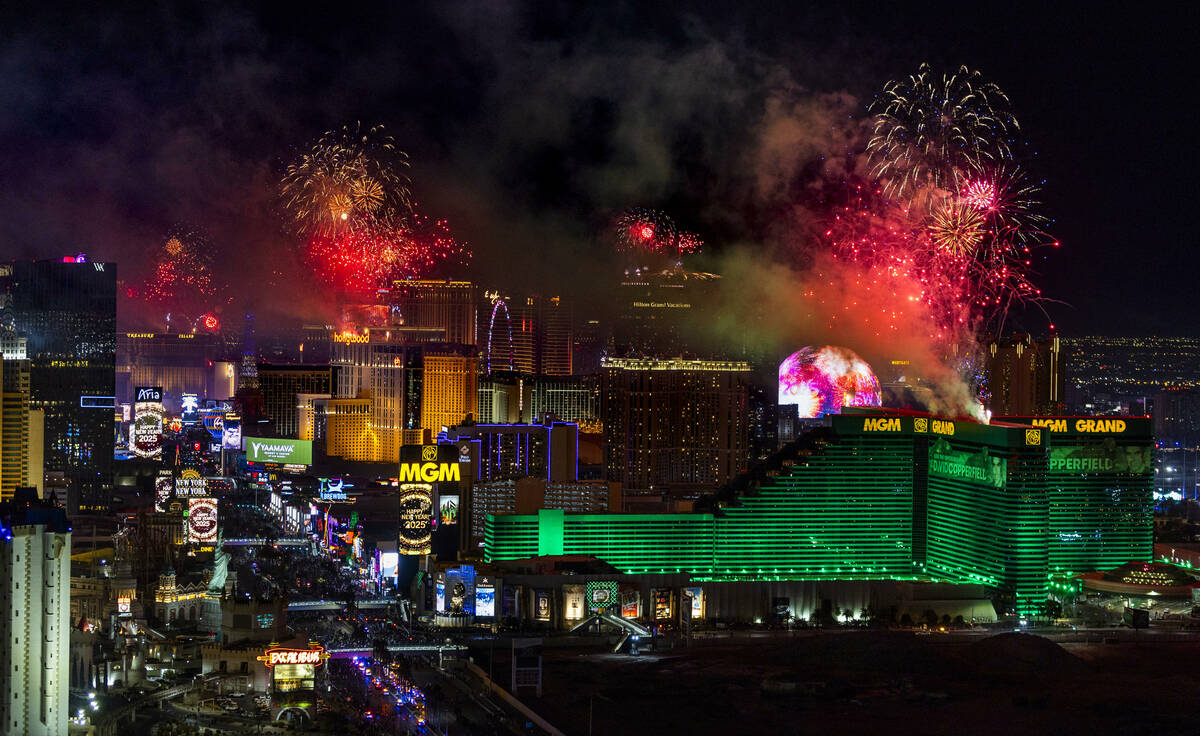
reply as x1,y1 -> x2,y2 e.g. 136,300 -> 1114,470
614,207 -> 704,263
928,203 -> 985,255
284,122 -> 471,292
143,227 -> 217,306
304,215 -> 470,292
867,63 -> 1018,197
281,122 -> 412,237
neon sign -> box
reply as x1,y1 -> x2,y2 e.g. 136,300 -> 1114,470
257,646 -> 326,668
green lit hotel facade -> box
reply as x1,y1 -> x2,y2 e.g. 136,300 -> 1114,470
484,411 -> 1153,615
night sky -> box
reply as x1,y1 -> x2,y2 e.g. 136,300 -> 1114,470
1,2 -> 1194,334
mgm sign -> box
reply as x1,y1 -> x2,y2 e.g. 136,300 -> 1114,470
398,444 -> 462,482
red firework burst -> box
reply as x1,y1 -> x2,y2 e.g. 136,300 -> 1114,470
306,215 -> 470,292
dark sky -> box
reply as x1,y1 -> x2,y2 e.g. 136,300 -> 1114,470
1,2 -> 1195,334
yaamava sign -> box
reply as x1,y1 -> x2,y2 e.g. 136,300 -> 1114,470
245,437 -> 312,466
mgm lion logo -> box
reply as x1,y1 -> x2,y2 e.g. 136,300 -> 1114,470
914,418 -> 928,433
1025,429 -> 1042,446
422,445 -> 438,462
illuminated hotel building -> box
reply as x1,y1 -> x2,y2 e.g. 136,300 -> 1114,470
390,279 -> 477,346
438,418 -> 593,547
530,374 -> 599,430
602,357 -> 749,498
312,397 -> 374,462
442,418 -> 579,484
421,347 -> 478,434
478,373 -> 528,424
487,411 -> 1154,615
331,330 -> 476,460
153,567 -> 210,625
998,415 -> 1155,574
117,332 -> 222,411
0,492 -> 71,735
257,365 -> 333,438
612,268 -> 720,358
296,393 -> 330,442
1,357 -> 32,500
483,294 -> 572,376
471,477 -> 619,549
985,334 -> 1063,415
0,260 -> 116,511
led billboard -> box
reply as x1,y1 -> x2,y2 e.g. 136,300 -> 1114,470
221,415 -> 242,450
398,484 -> 433,555
245,437 -> 312,466
187,497 -> 219,544
132,386 -> 164,459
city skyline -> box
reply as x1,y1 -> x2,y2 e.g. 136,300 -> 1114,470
1,4 -> 1197,734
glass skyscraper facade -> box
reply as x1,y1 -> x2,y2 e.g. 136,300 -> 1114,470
0,260 -> 116,511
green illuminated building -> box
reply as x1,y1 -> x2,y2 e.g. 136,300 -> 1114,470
485,412 -> 1154,615
998,416 -> 1155,575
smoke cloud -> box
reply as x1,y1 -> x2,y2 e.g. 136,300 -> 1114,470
708,248 -> 985,419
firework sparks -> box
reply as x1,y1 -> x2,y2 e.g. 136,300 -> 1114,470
929,203 -> 985,255
283,122 -> 470,292
281,122 -> 412,237
961,179 -> 998,211
867,63 -> 1018,198
614,208 -> 704,263
304,215 -> 470,292
142,227 -> 219,316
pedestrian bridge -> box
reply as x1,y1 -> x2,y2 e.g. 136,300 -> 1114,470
223,537 -> 310,547
287,598 -> 393,611
325,643 -> 468,659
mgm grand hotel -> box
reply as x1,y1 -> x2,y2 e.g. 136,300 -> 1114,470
484,409 -> 1153,620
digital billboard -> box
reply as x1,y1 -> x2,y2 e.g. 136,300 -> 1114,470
653,588 -> 672,619
475,582 -> 496,617
246,437 -> 312,466
319,478 -> 349,501
154,470 -> 174,512
684,586 -> 704,619
398,483 -> 433,555
438,494 -> 459,526
563,584 -> 585,621
175,468 -> 208,497
586,581 -> 619,612
221,415 -> 242,450
778,346 -> 881,419
620,589 -> 640,619
187,497 -> 219,544
132,386 -> 164,459
180,393 -> 200,424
